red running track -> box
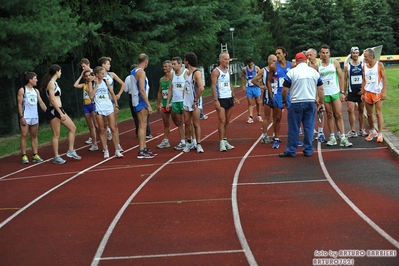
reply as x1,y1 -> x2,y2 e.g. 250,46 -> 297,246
1,88 -> 398,266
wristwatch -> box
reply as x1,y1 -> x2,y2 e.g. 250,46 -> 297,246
340,90 -> 345,94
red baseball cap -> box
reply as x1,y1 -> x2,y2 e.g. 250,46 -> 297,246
295,52 -> 307,62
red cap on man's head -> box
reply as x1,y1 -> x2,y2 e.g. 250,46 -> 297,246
295,52 -> 307,62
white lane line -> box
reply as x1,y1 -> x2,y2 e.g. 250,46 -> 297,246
317,141 -> 399,249
238,179 -> 328,186
0,154 -> 121,229
98,249 -> 243,261
231,135 -> 263,266
91,107 -> 250,266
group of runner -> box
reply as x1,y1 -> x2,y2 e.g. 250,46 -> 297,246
17,45 -> 387,163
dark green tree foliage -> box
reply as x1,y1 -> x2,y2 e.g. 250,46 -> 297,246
386,0 -> 399,53
0,0 -> 97,78
259,0 -> 290,56
281,0 -> 352,56
0,0 -> 97,134
355,0 -> 396,54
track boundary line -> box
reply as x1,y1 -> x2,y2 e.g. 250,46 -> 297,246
317,141 -> 399,249
91,106 -> 249,265
238,179 -> 328,186
98,249 -> 244,261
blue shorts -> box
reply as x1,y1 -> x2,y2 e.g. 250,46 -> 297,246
262,90 -> 274,107
273,93 -> 290,109
83,103 -> 95,114
133,100 -> 148,113
246,86 -> 261,98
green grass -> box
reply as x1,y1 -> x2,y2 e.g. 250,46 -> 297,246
383,66 -> 399,134
0,87 -> 213,158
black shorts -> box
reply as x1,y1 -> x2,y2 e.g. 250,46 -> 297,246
218,97 -> 234,109
347,92 -> 362,103
46,106 -> 66,121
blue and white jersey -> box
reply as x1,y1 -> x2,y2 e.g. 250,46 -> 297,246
103,72 -> 114,86
130,68 -> 148,107
246,65 -> 258,87
274,61 -> 292,94
347,62 -> 363,93
215,67 -> 232,99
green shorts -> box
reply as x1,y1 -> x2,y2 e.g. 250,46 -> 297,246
171,101 -> 184,114
324,92 -> 340,103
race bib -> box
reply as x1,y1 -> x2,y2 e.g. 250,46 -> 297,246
27,95 -> 37,106
219,81 -> 230,92
95,93 -> 108,103
351,75 -> 362,85
323,78 -> 336,88
366,74 -> 377,84
173,82 -> 184,91
162,90 -> 168,99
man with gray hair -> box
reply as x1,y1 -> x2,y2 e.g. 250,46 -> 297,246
362,48 -> 387,143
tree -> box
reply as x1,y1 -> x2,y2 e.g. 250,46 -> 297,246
0,0 -> 98,134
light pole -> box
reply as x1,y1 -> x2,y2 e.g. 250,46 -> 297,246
229,27 -> 235,58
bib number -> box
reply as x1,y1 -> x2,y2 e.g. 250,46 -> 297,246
366,74 -> 377,84
162,90 -> 168,99
95,93 -> 108,103
173,82 -> 184,91
324,78 -> 336,88
28,95 -> 37,106
219,81 -> 230,92
351,75 -> 362,85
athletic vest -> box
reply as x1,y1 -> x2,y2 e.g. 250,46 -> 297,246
183,69 -> 199,107
103,72 -> 114,86
246,65 -> 257,87
318,59 -> 339,96
215,67 -> 231,99
364,61 -> 383,94
273,61 -> 292,94
171,69 -> 186,103
94,80 -> 112,112
83,83 -> 92,105
262,67 -> 271,101
160,76 -> 171,106
22,87 -> 39,119
347,62 -> 363,93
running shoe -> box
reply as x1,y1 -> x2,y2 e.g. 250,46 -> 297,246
200,115 -> 208,120
272,140 -> 280,149
115,150 -> 124,158
261,135 -> 273,144
66,150 -> 82,160
53,155 -> 66,164
257,115 -> 263,122
224,140 -> 234,150
347,131 -> 358,138
22,155 -> 29,164
145,148 -> 157,157
313,129 -> 318,135
85,137 -> 93,144
246,117 -> 254,124
340,137 -> 353,147
359,129 -> 368,137
376,133 -> 384,143
157,139 -> 170,149
146,135 -> 153,139
118,144 -> 124,152
137,150 -> 154,159
317,134 -> 327,143
174,142 -> 186,150
89,145 -> 99,151
196,143 -> 204,153
32,154 -> 43,163
220,141 -> 227,152
104,150 -> 109,158
183,142 -> 194,153
365,131 -> 378,141
298,141 -> 304,147
326,136 -> 337,146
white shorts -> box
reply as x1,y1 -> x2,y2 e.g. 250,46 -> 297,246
96,109 -> 114,116
25,118 -> 39,126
